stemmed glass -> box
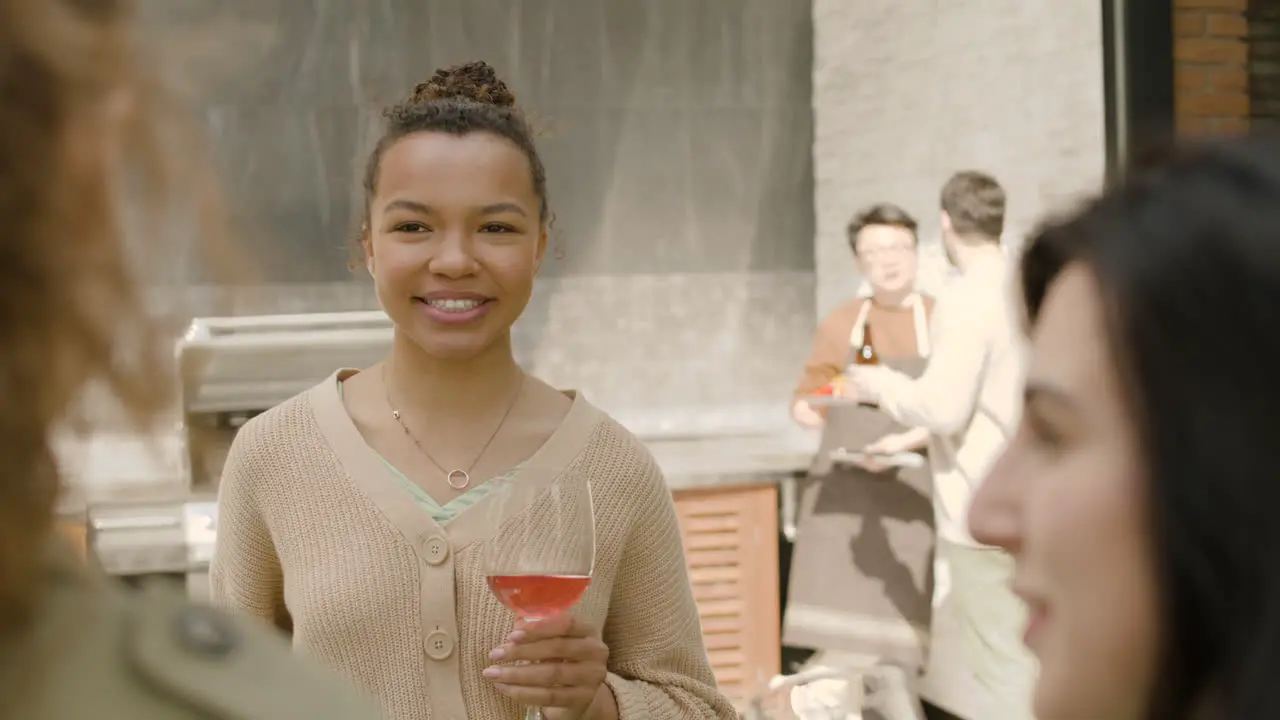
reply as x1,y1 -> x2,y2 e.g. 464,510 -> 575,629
482,474 -> 595,720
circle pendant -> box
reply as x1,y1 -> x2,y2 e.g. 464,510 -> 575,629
446,469 -> 471,490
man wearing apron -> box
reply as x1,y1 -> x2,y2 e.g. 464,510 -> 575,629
787,203 -> 941,720
848,173 -> 1035,720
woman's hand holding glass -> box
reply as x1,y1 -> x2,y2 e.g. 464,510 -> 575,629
482,475 -> 600,720
485,614 -> 612,720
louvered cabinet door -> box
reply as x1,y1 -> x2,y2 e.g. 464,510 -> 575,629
672,483 -> 780,705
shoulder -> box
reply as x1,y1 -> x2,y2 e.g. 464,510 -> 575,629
234,390 -> 321,450
571,404 -> 667,498
225,383 -> 328,472
934,272 -> 988,311
38,576 -> 380,719
819,298 -> 867,332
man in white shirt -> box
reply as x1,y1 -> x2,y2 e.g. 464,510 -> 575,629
849,171 -> 1036,720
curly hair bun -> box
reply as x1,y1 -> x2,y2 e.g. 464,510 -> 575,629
410,61 -> 516,108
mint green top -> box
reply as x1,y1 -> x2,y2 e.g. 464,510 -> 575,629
338,379 -> 516,526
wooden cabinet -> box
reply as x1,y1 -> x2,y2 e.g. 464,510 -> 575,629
673,483 -> 780,705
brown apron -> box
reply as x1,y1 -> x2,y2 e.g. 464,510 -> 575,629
783,324 -> 936,671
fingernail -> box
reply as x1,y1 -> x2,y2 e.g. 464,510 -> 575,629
507,630 -> 526,643
482,666 -> 502,678
489,647 -> 505,661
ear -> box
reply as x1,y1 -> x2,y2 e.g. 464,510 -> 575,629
939,211 -> 953,234
362,225 -> 374,276
532,224 -> 549,274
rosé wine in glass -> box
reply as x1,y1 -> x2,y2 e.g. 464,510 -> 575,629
482,476 -> 595,720
486,573 -> 591,620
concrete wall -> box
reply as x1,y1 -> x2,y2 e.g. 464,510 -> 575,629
811,1 -> 1108,316
135,0 -> 1112,425
138,0 -> 817,425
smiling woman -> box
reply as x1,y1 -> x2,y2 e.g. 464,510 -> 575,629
210,61 -> 735,720
366,128 -> 543,357
355,64 -> 548,361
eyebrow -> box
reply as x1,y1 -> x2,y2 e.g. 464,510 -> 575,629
380,199 -> 527,217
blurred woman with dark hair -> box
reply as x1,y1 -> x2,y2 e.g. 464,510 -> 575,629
970,134 -> 1280,719
0,0 -> 377,716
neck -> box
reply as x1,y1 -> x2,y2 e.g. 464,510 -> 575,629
950,236 -> 1003,274
383,330 -> 523,419
871,287 -> 913,308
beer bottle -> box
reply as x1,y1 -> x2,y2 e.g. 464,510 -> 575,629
855,324 -> 879,365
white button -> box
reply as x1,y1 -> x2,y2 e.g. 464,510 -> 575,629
423,536 -> 449,566
424,629 -> 454,660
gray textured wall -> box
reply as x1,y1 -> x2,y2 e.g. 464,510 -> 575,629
811,0 -> 1108,316
137,0 -> 817,421
139,0 -> 814,281
136,1 -> 1109,423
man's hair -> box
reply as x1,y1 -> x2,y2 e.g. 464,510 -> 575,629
846,202 -> 918,254
940,170 -> 1006,239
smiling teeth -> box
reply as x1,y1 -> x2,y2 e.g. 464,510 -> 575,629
427,298 -> 485,312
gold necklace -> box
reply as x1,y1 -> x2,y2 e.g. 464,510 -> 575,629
381,364 -> 525,490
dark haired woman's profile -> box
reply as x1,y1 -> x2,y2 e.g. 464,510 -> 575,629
969,133 -> 1280,720
0,0 -> 380,718
211,60 -> 735,720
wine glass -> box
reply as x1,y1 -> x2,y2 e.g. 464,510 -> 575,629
482,474 -> 595,720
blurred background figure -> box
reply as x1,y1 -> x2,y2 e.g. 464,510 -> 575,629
848,173 -> 1035,719
971,134 -> 1280,720
785,203 -> 937,720
0,0 -> 380,717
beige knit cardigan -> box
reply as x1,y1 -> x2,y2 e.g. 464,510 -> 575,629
210,371 -> 734,720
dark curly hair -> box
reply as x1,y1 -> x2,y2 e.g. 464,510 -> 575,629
356,60 -> 548,262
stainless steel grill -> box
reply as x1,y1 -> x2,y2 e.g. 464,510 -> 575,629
84,310 -> 393,597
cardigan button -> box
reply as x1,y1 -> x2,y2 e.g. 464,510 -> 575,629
423,536 -> 449,565
424,629 -> 454,661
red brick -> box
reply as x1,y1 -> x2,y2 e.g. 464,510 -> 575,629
1178,116 -> 1210,134
1174,37 -> 1248,64
1209,66 -> 1249,91
1176,65 -> 1210,89
1207,116 -> 1250,134
1174,10 -> 1207,37
1176,89 -> 1250,117
1205,12 -> 1248,38
1174,0 -> 1247,10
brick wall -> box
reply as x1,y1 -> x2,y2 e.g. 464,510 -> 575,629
1174,0 -> 1251,134
1251,0 -> 1280,128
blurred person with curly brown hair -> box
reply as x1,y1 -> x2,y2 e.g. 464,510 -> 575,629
0,1 -> 383,717
210,61 -> 735,720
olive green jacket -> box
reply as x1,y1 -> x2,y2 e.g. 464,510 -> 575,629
0,550 -> 383,719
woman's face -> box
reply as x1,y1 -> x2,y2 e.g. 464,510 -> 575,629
364,131 -> 546,361
968,263 -> 1159,720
